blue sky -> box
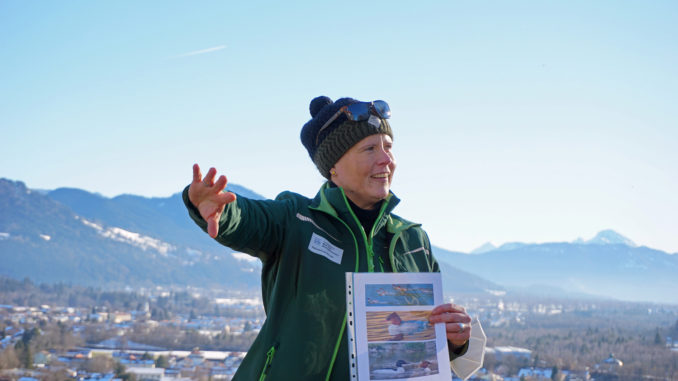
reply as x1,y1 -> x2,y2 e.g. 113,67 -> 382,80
1,1 -> 676,254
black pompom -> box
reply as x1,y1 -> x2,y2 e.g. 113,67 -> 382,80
309,96 -> 333,117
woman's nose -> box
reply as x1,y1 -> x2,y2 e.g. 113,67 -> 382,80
377,148 -> 393,165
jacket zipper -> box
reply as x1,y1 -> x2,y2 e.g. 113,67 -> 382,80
342,196 -> 389,273
257,344 -> 277,381
368,201 -> 389,273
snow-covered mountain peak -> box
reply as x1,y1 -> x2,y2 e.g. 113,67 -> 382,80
585,229 -> 636,247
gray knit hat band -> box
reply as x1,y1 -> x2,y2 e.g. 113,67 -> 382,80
312,118 -> 392,178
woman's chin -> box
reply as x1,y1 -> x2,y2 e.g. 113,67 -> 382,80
370,187 -> 390,202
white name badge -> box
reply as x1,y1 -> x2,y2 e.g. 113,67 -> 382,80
308,232 -> 343,265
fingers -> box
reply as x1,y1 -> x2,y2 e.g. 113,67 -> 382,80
204,167 -> 217,186
192,164 -> 228,190
214,174 -> 228,192
429,304 -> 469,324
449,321 -> 469,334
431,303 -> 466,315
428,303 -> 473,346
219,191 -> 237,205
192,164 -> 202,184
429,312 -> 469,325
189,164 -> 221,208
189,165 -> 237,238
203,191 -> 235,238
214,174 -> 236,204
446,321 -> 471,346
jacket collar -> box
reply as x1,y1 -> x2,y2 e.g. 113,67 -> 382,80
310,182 -> 400,223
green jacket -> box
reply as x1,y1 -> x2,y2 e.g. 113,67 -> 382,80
184,183 -> 443,380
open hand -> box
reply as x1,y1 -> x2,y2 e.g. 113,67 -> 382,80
188,164 -> 236,238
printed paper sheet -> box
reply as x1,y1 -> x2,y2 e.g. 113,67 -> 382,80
346,272 -> 452,381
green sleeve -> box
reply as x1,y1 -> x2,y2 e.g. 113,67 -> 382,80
449,340 -> 470,360
182,185 -> 294,263
423,230 -> 440,273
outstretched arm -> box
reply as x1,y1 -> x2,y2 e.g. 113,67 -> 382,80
188,164 -> 237,238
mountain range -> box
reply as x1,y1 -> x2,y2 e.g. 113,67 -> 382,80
1,178 -> 676,304
0,178 -> 501,297
434,238 -> 678,304
0,178 -> 262,290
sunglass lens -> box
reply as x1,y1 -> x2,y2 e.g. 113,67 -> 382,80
345,102 -> 371,121
372,100 -> 391,119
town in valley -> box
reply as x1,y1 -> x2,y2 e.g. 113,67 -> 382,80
1,277 -> 677,381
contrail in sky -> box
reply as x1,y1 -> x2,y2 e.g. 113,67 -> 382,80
175,45 -> 226,58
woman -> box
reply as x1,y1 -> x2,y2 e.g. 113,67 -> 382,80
184,96 -> 476,380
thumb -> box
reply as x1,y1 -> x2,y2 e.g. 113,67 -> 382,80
207,214 -> 220,238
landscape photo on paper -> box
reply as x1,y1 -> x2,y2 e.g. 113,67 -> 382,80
368,341 -> 439,380
367,311 -> 435,342
365,283 -> 435,306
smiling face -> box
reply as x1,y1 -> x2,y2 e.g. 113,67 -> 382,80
331,134 -> 396,210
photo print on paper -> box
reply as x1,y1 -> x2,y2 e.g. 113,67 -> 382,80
368,341 -> 439,380
365,283 -> 434,306
367,311 -> 434,342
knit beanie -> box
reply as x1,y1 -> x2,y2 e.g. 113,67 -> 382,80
300,96 -> 393,179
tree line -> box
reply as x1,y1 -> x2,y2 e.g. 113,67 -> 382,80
482,303 -> 678,380
0,276 -> 263,319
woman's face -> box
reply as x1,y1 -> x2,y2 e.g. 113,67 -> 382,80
331,134 -> 396,210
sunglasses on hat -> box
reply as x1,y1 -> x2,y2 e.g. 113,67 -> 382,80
315,100 -> 391,145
